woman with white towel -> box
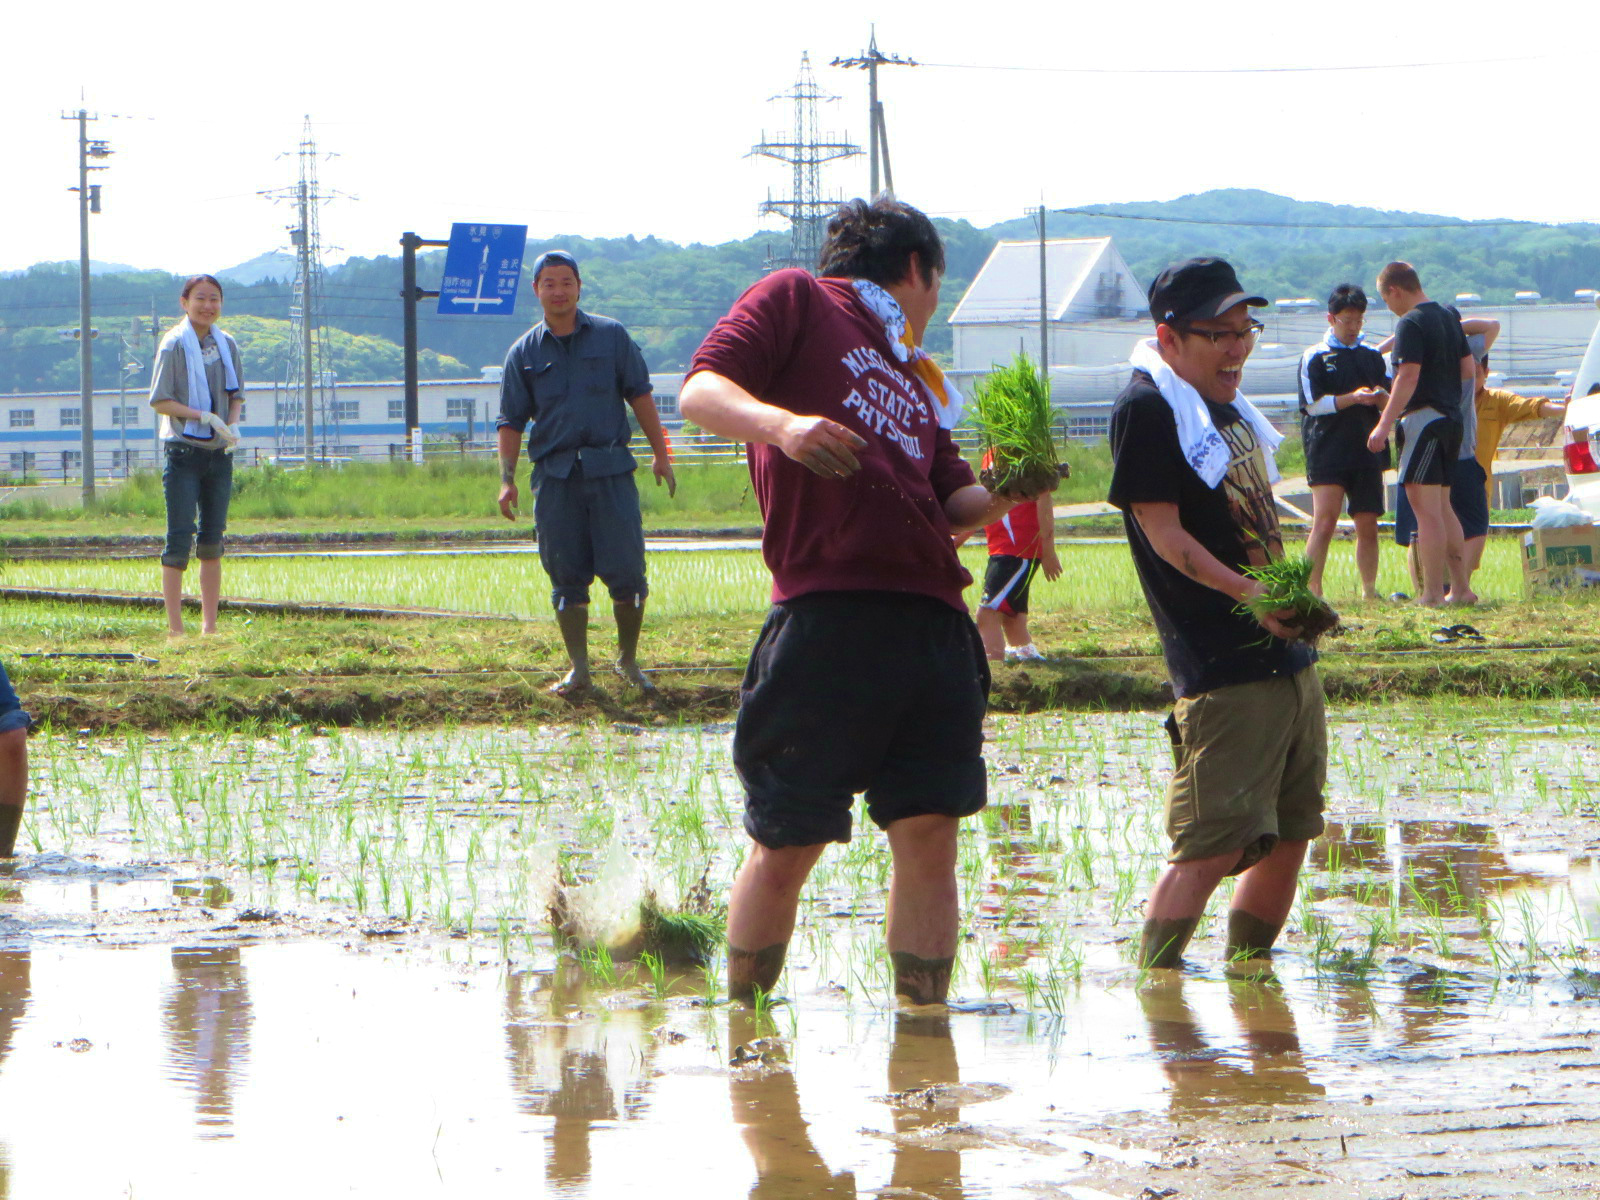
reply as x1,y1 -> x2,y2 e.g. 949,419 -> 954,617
148,274 -> 243,635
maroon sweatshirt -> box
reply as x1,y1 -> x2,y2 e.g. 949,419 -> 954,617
689,269 -> 976,612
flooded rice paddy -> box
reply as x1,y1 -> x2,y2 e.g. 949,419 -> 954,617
2,702 -> 1599,1197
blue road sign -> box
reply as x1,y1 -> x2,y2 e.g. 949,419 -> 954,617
437,223 -> 527,316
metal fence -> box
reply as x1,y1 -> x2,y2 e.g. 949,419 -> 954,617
0,428 -> 1016,486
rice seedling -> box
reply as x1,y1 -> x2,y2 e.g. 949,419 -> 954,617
1237,552 -> 1340,642
966,354 -> 1064,496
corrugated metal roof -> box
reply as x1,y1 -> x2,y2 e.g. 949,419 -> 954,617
949,237 -> 1143,325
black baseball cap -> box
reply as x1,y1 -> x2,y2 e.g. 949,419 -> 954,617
1148,257 -> 1267,325
532,250 -> 581,283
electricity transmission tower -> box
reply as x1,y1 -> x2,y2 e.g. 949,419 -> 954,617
832,28 -> 917,199
260,118 -> 346,464
749,53 -> 861,274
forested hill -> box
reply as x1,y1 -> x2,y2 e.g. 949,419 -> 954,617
4,189 -> 1598,394
993,189 -> 1600,308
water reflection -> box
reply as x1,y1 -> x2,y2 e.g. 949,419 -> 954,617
0,949 -> 28,1200
729,1012 -> 856,1198
1139,972 -> 1324,1113
1314,819 -> 1561,908
162,946 -> 251,1136
885,1014 -> 964,1200
729,1010 -> 971,1199
1311,819 -> 1600,951
504,964 -> 657,1192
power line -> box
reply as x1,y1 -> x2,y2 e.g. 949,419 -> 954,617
918,54 -> 1542,76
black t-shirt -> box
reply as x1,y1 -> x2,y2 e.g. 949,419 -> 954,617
1299,340 -> 1392,475
1391,301 -> 1469,417
1107,371 -> 1316,698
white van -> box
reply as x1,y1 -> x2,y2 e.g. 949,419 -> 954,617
1566,314 -> 1600,517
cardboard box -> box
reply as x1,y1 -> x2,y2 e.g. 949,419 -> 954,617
1522,525 -> 1600,593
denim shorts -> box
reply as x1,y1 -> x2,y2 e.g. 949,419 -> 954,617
0,660 -> 32,735
162,442 -> 234,570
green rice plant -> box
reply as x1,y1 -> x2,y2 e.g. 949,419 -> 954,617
1237,552 -> 1340,642
639,895 -> 723,966
967,354 -> 1062,495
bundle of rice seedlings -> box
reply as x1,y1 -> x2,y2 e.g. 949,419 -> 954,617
549,885 -> 724,967
1237,554 -> 1341,643
638,896 -> 723,966
969,353 -> 1064,496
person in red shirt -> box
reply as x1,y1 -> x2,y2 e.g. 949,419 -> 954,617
967,452 -> 1062,661
681,197 -> 1054,1008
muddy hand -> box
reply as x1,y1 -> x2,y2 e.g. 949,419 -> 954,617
780,416 -> 867,480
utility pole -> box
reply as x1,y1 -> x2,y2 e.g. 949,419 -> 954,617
1037,204 -> 1049,376
400,231 -> 447,459
150,299 -> 161,466
832,28 -> 917,199
63,108 -> 112,502
117,316 -> 144,477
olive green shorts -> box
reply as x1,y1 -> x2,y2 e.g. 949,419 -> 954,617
1164,667 -> 1327,872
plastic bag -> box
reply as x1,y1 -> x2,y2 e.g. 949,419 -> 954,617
1529,496 -> 1596,528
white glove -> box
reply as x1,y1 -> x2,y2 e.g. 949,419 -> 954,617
200,411 -> 240,447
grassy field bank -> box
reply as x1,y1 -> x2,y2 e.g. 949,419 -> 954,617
0,441 -> 1135,540
3,537 -> 1598,729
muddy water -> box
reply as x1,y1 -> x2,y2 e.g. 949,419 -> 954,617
0,937 -> 1595,1199
2,704 -> 1599,1197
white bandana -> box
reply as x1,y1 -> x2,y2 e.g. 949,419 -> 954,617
850,278 -> 964,429
1129,337 -> 1282,489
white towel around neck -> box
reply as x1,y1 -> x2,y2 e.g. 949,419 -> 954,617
1129,338 -> 1282,488
172,317 -> 239,440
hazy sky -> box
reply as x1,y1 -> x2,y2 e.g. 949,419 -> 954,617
4,0 -> 1594,275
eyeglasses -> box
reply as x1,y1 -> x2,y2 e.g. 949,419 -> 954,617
1174,320 -> 1265,350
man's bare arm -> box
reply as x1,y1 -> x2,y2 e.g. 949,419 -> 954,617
497,426 -> 522,520
945,485 -> 1021,533
627,390 -> 677,497
1460,317 -> 1500,351
1368,362 -> 1419,452
1130,501 -> 1296,638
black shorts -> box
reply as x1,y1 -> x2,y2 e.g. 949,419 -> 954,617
1393,456 -> 1491,545
1395,408 -> 1462,487
981,555 -> 1039,615
1306,466 -> 1385,516
732,591 -> 990,848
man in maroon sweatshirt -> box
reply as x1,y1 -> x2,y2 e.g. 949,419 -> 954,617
681,197 -> 1053,1007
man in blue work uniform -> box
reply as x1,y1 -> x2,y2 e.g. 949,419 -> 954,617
497,250 -> 676,697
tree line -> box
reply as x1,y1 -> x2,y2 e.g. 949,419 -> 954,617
4,189 -> 1597,395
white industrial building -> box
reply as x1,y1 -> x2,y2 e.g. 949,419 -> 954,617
0,372 -> 687,483
949,236 -> 1600,438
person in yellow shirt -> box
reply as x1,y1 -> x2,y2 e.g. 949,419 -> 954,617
1466,348 -> 1565,573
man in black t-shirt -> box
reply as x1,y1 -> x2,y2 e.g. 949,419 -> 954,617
1299,284 -> 1391,600
1108,257 -> 1327,971
1367,261 -> 1476,606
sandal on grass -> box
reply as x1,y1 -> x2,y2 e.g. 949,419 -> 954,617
1447,624 -> 1484,640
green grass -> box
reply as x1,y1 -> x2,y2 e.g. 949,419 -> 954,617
0,536 -> 1543,621
0,458 -> 760,530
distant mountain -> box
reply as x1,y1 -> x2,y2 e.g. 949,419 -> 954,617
1,259 -> 144,278
216,252 -> 299,286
